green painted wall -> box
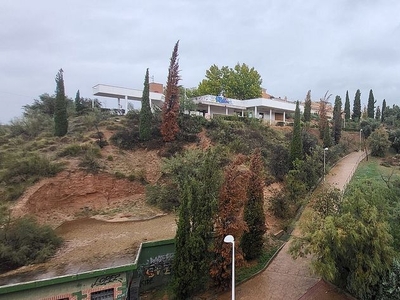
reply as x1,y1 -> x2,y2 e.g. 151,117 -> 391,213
137,239 -> 175,293
0,239 -> 176,300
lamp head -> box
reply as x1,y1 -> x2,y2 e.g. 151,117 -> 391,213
324,147 -> 328,151
224,235 -> 234,243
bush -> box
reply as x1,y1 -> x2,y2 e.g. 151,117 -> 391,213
146,184 -> 180,211
57,143 -> 85,157
0,216 -> 62,272
1,153 -> 62,185
269,189 -> 289,218
79,148 -> 102,173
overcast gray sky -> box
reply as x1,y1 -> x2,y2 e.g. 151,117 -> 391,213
1,0 -> 399,123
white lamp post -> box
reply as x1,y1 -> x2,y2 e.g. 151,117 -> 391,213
323,147 -> 328,181
359,129 -> 363,151
224,234 -> 235,300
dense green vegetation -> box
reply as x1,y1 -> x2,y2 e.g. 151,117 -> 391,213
0,209 -> 62,272
291,157 -> 400,300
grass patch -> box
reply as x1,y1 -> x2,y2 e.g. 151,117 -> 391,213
236,242 -> 283,283
351,156 -> 400,183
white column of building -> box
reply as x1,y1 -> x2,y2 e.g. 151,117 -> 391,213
254,106 -> 258,118
149,97 -> 152,112
125,95 -> 128,115
208,105 -> 211,116
225,106 -> 228,115
118,98 -> 121,109
269,109 -> 272,125
283,111 -> 286,123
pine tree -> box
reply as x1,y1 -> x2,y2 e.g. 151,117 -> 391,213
210,156 -> 249,290
375,106 -> 381,121
344,90 -> 350,121
332,95 -> 342,144
289,101 -> 303,168
352,89 -> 361,121
139,68 -> 153,141
54,68 -> 68,136
161,41 -> 180,142
381,99 -> 387,122
303,90 -> 312,122
367,89 -> 376,118
241,148 -> 266,260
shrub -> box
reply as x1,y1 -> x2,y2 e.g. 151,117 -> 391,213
1,153 -> 62,185
269,189 -> 289,218
146,184 -> 180,211
114,172 -> 126,179
79,149 -> 102,173
0,216 -> 62,272
57,144 -> 84,157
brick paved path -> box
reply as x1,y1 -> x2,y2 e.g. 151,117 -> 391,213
218,150 -> 366,300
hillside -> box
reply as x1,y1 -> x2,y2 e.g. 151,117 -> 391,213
0,112 -> 359,283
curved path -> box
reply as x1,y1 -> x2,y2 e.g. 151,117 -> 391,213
218,151 -> 366,300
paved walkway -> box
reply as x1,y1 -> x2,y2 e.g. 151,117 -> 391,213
218,150 -> 366,300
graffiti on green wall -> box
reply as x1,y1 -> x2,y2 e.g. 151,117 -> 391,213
139,253 -> 174,288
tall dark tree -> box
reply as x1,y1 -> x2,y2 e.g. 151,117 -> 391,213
210,156 -> 249,290
172,150 -> 222,298
323,120 -> 332,148
74,90 -> 84,115
332,95 -> 342,144
241,149 -> 266,260
381,99 -> 387,123
352,89 -> 361,121
161,41 -> 180,142
303,90 -> 312,122
139,68 -> 153,141
367,89 -> 376,118
289,101 -> 303,168
318,91 -> 331,139
375,106 -> 381,121
54,68 -> 68,137
344,90 -> 351,121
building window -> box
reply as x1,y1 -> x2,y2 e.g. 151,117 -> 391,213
90,288 -> 114,300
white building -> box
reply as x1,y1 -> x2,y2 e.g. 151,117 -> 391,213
93,83 -> 298,125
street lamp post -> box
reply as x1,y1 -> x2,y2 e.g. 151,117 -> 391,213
224,235 -> 235,300
323,147 -> 328,181
359,129 -> 363,151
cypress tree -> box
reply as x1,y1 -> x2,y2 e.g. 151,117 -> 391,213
210,156 -> 249,290
333,95 -> 342,144
172,181 -> 192,299
323,120 -> 332,148
161,41 -> 180,142
241,148 -> 266,260
172,150 -> 221,298
318,92 -> 331,139
375,106 -> 381,121
74,90 -> 84,115
303,90 -> 312,122
54,68 -> 68,136
344,90 -> 350,120
381,99 -> 387,122
367,89 -> 376,118
352,89 -> 361,121
290,101 -> 303,168
139,68 -> 152,141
